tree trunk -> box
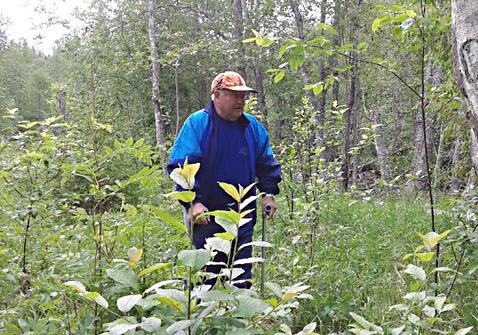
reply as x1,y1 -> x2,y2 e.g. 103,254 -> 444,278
452,0 -> 478,178
316,0 -> 328,146
451,138 -> 461,192
432,123 -> 445,189
342,0 -> 361,191
147,0 -> 164,147
289,0 -> 321,114
368,106 -> 390,181
410,62 -> 441,189
57,85 -> 69,122
233,0 -> 246,78
391,78 -> 402,145
254,65 -> 268,129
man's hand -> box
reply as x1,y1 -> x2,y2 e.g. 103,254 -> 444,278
261,195 -> 277,220
191,202 -> 210,225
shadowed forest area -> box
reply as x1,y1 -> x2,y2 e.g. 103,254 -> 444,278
1,0 -> 478,334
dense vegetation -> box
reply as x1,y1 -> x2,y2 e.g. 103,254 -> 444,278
1,0 -> 477,334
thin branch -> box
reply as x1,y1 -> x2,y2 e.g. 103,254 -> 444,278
332,49 -> 422,99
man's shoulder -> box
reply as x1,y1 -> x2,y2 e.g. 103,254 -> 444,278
188,109 -> 208,121
184,109 -> 210,130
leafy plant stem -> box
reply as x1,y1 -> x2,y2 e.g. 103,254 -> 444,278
228,201 -> 242,285
447,221 -> 478,298
21,210 -> 32,294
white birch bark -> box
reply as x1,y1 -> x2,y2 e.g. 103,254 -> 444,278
452,0 -> 478,177
147,0 -> 164,147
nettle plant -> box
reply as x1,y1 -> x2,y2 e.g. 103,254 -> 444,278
347,230 -> 473,335
65,160 -> 316,335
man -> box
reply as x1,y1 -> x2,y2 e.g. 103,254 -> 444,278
167,71 -> 281,288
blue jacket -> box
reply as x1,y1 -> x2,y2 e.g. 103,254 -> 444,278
167,101 -> 281,211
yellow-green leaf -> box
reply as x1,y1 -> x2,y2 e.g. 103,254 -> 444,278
128,247 -> 143,264
138,263 -> 172,277
218,182 -> 241,202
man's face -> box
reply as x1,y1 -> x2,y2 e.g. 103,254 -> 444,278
214,90 -> 248,121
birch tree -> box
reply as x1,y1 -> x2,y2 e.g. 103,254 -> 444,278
147,0 -> 164,147
452,0 -> 478,177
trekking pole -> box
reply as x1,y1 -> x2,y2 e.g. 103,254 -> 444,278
260,203 -> 272,297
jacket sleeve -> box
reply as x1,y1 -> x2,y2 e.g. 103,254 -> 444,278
254,121 -> 282,195
167,116 -> 205,205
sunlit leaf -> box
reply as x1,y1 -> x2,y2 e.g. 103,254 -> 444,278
139,317 -> 162,332
127,247 -> 142,264
178,249 -> 211,272
138,263 -> 172,277
165,191 -> 196,203
167,320 -> 193,334
146,206 -> 187,233
110,323 -> 138,335
83,291 -> 109,309
404,264 -> 426,281
64,281 -> 86,294
206,237 -> 231,255
455,326 -> 474,335
106,268 -> 138,290
117,294 -> 142,313
274,71 -> 285,83
236,295 -> 270,318
218,182 -> 241,202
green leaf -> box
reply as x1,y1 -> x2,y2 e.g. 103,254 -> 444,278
178,249 -> 211,272
312,84 -> 324,96
300,322 -> 317,334
278,45 -> 288,59
265,282 -> 283,298
147,206 -> 187,233
165,191 -> 196,203
372,17 -> 382,32
404,264 -> 426,281
349,312 -> 383,332
106,268 -> 138,290
156,296 -> 183,311
110,323 -> 138,335
233,257 -> 263,265
214,232 -> 235,241
114,139 -> 122,150
415,252 -> 434,262
83,292 -> 109,309
206,237 -> 231,255
167,320 -> 193,334
138,263 -> 172,277
195,290 -> 234,302
125,137 -> 133,147
64,280 -> 86,294
236,295 -> 270,318
117,294 -> 142,313
243,37 -> 257,44
316,22 -> 338,35
238,241 -> 273,251
218,182 -> 241,202
274,71 -> 285,83
215,217 -> 238,236
456,327 -> 474,335
208,210 -> 240,224
128,247 -> 142,264
139,317 -> 162,332
357,42 -> 367,51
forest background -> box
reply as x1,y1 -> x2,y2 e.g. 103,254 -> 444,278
1,0 -> 478,334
